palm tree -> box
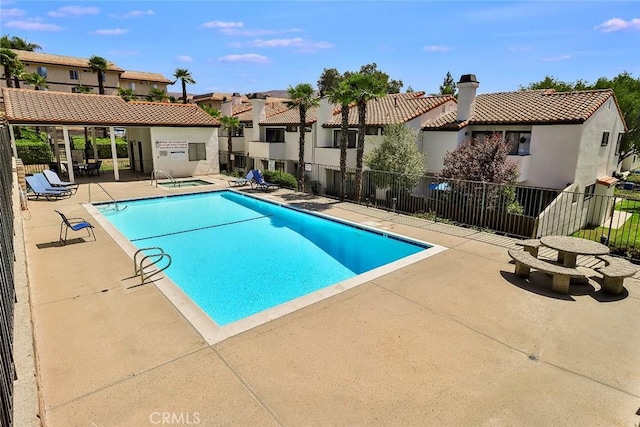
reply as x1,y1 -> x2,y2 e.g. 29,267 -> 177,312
12,61 -> 24,88
173,68 -> 195,104
0,35 -> 41,51
327,80 -> 356,202
22,72 -> 48,90
147,88 -> 168,102
346,72 -> 387,202
286,83 -> 319,190
117,87 -> 136,101
0,48 -> 18,88
219,116 -> 241,172
199,105 -> 221,118
88,55 -> 108,95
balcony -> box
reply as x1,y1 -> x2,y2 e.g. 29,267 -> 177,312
248,140 -> 286,160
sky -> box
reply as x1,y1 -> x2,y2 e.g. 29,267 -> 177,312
1,1 -> 639,96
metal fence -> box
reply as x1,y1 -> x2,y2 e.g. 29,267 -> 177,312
23,158 -> 131,175
0,124 -> 16,427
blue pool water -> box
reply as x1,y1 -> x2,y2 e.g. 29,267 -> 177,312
98,191 -> 430,326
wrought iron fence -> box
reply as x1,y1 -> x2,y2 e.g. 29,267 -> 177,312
0,124 -> 16,427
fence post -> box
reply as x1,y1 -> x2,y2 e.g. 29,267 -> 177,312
480,181 -> 486,229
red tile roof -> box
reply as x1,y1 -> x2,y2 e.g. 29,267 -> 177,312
232,101 -> 290,123
119,70 -> 172,84
261,106 -> 319,125
322,92 -> 454,127
13,50 -> 124,72
2,88 -> 220,127
422,89 -> 623,130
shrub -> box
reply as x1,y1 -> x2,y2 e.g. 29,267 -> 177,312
263,170 -> 298,189
71,137 -> 128,158
15,141 -> 52,164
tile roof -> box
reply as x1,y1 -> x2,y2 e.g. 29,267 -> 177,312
233,101 -> 290,123
321,92 -> 455,127
13,50 -> 124,72
261,106 -> 319,125
422,89 -> 621,130
119,70 -> 172,84
193,92 -> 250,103
2,88 -> 219,127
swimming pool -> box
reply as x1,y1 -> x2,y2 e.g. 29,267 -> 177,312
157,179 -> 213,188
91,190 -> 445,342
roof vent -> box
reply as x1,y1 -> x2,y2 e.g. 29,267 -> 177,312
394,97 -> 398,107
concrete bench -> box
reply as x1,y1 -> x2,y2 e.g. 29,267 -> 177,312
508,249 -> 585,294
596,255 -> 640,295
515,239 -> 542,257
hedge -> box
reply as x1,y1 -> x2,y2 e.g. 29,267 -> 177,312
263,170 -> 298,189
15,142 -> 52,165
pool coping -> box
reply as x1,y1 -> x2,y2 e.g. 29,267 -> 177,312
85,191 -> 447,345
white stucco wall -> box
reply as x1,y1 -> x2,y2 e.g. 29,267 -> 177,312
526,124 -> 582,189
126,127 -> 153,174
421,131 -> 458,173
148,127 -> 219,178
574,98 -> 626,186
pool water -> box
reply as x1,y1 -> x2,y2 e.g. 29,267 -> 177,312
158,179 -> 213,188
98,191 -> 432,326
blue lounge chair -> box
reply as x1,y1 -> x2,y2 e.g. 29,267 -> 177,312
228,170 -> 255,187
251,170 -> 279,191
55,210 -> 95,245
25,176 -> 70,201
33,173 -> 72,195
43,169 -> 79,194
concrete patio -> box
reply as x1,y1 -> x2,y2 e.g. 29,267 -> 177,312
14,175 -> 640,426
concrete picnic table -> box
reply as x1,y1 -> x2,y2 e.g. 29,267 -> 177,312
540,235 -> 610,268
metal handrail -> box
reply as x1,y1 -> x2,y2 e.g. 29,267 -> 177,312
88,182 -> 127,211
151,170 -> 176,187
133,247 -> 172,284
140,254 -> 172,284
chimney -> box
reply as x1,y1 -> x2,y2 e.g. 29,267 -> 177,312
456,74 -> 479,122
318,97 -> 332,126
221,96 -> 232,117
248,93 -> 267,141
232,92 -> 242,107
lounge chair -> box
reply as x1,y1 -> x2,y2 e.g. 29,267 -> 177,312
228,170 -> 255,187
85,160 -> 102,176
25,176 -> 70,201
55,210 -> 95,245
43,169 -> 79,194
251,170 -> 279,191
33,173 -> 72,195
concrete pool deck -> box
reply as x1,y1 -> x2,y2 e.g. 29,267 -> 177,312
16,175 -> 640,426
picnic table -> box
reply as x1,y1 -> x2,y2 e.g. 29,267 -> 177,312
540,235 -> 610,268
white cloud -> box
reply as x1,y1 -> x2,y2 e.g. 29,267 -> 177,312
251,37 -> 334,51
220,28 -> 302,36
422,45 -> 450,52
201,20 -> 243,29
0,8 -> 25,18
541,55 -> 571,62
5,20 -> 62,31
122,10 -> 154,18
48,6 -> 99,18
177,55 -> 193,63
218,53 -> 268,64
595,17 -> 640,33
91,28 -> 128,36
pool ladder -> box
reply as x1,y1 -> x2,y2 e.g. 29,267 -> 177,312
134,247 -> 172,285
151,170 -> 176,187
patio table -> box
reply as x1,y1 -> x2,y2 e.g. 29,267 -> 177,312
540,236 -> 610,268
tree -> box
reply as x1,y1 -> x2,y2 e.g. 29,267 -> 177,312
524,73 -> 640,166
173,68 -> 195,104
22,72 -> 48,90
74,85 -> 93,94
350,63 -> 403,94
345,71 -> 388,202
117,87 -> 136,101
0,48 -> 19,88
88,55 -> 108,95
12,60 -> 24,88
365,123 -> 425,191
439,71 -> 457,96
286,83 -> 320,190
441,133 -> 518,184
405,85 -> 414,93
0,35 -> 41,51
219,116 -> 241,172
317,68 -> 341,97
147,87 -> 168,102
326,76 -> 354,202
199,105 -> 221,118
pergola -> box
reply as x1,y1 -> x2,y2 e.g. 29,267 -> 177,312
1,88 -> 220,182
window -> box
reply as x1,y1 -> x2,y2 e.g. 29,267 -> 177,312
333,130 -> 357,148
69,70 -> 78,80
188,143 -> 206,161
365,126 -> 379,136
286,125 -> 298,133
234,155 -> 247,169
601,131 -> 610,146
275,161 -> 285,172
615,133 -> 623,155
223,126 -> 244,137
37,66 -> 47,78
152,84 -> 158,89
584,183 -> 596,200
505,131 -> 531,155
266,128 -> 285,142
128,82 -> 136,91
244,122 -> 253,128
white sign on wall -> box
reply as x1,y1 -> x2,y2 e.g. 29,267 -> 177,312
170,151 -> 187,161
156,141 -> 189,150
268,160 -> 275,171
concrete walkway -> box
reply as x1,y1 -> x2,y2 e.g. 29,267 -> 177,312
18,175 -> 640,426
